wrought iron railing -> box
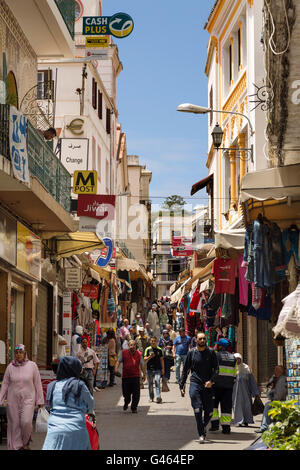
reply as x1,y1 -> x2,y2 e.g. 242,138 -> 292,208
54,0 -> 75,40
0,104 -> 71,213
27,122 -> 71,212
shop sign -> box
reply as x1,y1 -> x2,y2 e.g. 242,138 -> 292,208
65,267 -> 82,289
83,13 -> 134,38
0,207 -> 16,265
81,284 -> 99,299
96,237 -> 114,267
17,222 -> 41,281
60,138 -> 89,175
85,36 -> 109,47
9,106 -> 30,186
63,291 -> 72,355
73,171 -> 98,195
85,49 -> 109,60
77,195 -> 115,219
172,236 -> 193,257
65,117 -> 85,136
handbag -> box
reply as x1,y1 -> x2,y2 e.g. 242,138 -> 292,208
35,407 -> 49,433
108,354 -> 117,367
162,376 -> 169,392
251,396 -> 265,416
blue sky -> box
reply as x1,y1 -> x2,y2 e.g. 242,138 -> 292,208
104,1 -> 216,208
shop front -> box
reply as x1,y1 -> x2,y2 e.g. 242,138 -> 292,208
0,207 -> 42,375
241,163 -> 300,385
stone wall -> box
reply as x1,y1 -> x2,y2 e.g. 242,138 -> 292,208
0,1 -> 37,118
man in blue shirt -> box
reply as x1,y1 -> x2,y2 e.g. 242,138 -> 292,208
172,328 -> 191,383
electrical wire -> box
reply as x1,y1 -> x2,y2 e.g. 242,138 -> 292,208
265,0 -> 291,56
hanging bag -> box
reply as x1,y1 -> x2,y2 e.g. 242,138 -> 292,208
251,396 -> 265,416
35,407 -> 49,433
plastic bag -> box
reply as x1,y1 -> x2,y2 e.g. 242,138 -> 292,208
251,396 -> 265,416
86,414 -> 99,450
35,407 -> 49,433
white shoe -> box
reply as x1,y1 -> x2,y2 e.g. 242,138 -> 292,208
94,387 -> 101,391
199,435 -> 205,444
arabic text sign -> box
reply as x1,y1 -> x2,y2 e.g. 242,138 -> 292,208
83,13 -> 134,38
77,195 -> 115,220
60,138 -> 89,174
9,106 -> 30,185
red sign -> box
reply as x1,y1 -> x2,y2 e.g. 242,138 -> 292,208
77,195 -> 116,220
81,284 -> 99,299
172,236 -> 193,257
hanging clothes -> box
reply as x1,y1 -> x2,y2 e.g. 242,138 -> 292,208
238,254 -> 250,306
212,258 -> 237,295
282,226 -> 300,267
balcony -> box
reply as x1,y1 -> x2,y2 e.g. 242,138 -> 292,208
0,104 -> 74,232
8,0 -> 75,58
54,0 -> 75,40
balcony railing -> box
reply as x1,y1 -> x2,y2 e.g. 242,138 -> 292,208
0,104 -> 71,213
54,0 -> 75,40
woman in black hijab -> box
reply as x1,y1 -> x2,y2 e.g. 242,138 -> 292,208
42,356 -> 94,450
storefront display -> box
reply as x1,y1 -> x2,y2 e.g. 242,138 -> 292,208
285,338 -> 300,405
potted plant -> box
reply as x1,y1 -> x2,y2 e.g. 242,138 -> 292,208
262,400 -> 300,450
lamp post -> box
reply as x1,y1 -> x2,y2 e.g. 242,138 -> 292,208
177,102 -> 255,210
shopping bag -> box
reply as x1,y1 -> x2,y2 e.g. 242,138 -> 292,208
35,407 -> 49,433
251,396 -> 265,416
162,376 -> 169,392
85,414 -> 100,450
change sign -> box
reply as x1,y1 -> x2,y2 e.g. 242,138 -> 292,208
83,13 -> 134,38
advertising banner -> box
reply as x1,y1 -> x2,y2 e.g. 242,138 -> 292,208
0,208 -> 16,265
17,222 -> 41,281
172,236 -> 193,257
81,284 -> 99,299
77,195 -> 115,219
9,106 -> 30,185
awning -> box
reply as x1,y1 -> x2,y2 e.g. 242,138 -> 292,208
241,164 -> 300,202
214,229 -> 245,250
51,232 -> 105,261
116,258 -> 150,282
87,264 -> 111,281
169,282 -> 177,295
186,260 -> 214,290
170,278 -> 191,304
191,174 -> 213,196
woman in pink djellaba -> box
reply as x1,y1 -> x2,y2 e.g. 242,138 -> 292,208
0,344 -> 44,450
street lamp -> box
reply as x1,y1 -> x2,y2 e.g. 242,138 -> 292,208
177,102 -> 254,163
177,103 -> 255,136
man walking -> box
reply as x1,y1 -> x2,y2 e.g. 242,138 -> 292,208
179,332 -> 219,443
144,337 -> 165,403
136,327 -> 150,389
210,338 -> 237,434
76,337 -> 99,396
115,340 -> 146,413
173,327 -> 191,384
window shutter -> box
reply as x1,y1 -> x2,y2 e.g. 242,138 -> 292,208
92,78 -> 97,109
98,90 -> 102,119
106,108 -> 111,134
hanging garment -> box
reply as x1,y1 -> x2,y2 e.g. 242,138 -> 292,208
282,226 -> 300,267
238,254 -> 250,306
189,287 -> 201,310
273,284 -> 300,338
253,220 -> 271,289
212,258 -> 237,295
269,223 -> 287,284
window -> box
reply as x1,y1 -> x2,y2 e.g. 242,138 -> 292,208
209,86 -> 213,126
97,145 -> 101,180
92,137 -> 96,170
238,28 -> 241,69
106,108 -> 111,134
9,284 -> 25,362
105,159 -> 109,193
98,90 -> 102,119
92,78 -> 97,109
37,70 -> 53,100
6,71 -> 18,108
229,44 -> 233,84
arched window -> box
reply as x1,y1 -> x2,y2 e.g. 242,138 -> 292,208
7,71 -> 18,108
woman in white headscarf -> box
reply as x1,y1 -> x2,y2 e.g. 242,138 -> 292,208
232,353 -> 260,427
147,305 -> 160,339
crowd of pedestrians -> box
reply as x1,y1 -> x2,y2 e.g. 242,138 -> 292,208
0,298 -> 288,450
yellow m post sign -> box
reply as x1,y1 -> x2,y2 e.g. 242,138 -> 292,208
73,170 -> 98,194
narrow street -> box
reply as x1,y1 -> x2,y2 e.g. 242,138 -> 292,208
0,369 -> 263,451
